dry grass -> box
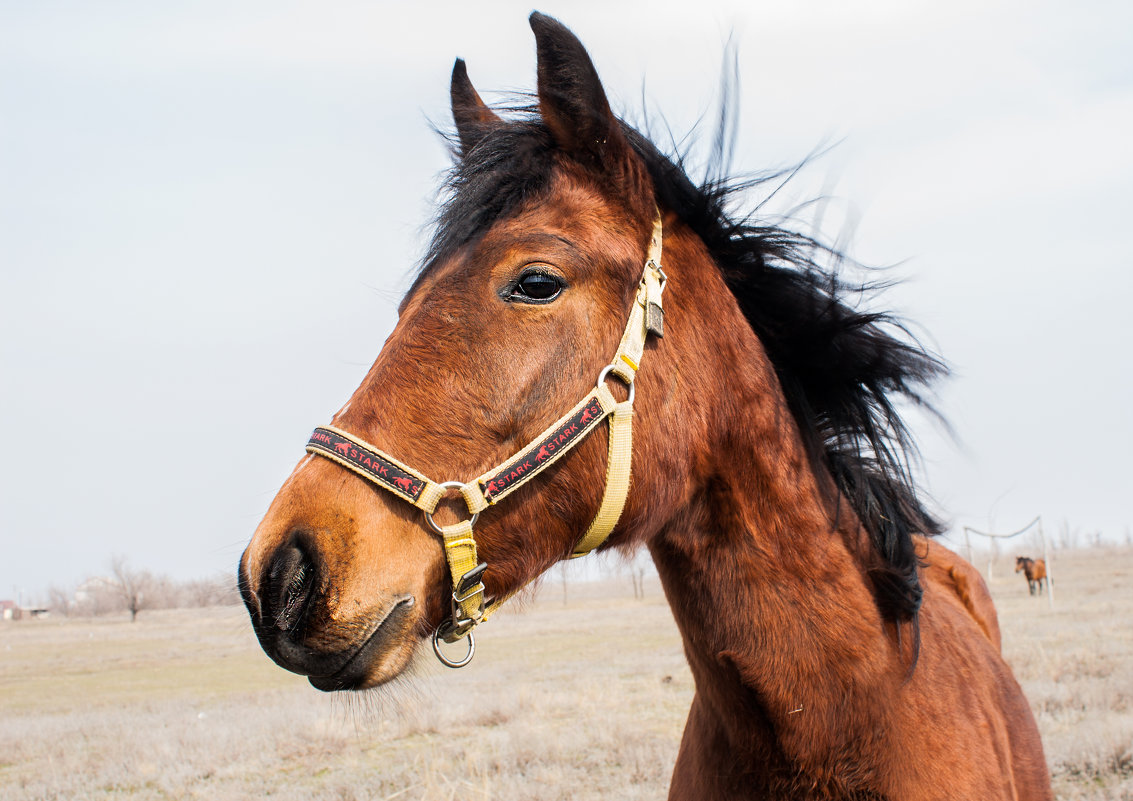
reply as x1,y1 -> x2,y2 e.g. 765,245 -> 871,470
988,547 -> 1133,799
1,547 -> 1130,799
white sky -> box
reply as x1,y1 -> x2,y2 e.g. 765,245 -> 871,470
2,1 -> 1131,598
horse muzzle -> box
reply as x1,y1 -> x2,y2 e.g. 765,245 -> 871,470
239,537 -> 421,691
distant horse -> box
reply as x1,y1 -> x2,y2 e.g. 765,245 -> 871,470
1016,556 -> 1048,595
239,13 -> 1051,800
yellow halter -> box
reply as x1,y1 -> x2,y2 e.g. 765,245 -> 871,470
305,211 -> 666,667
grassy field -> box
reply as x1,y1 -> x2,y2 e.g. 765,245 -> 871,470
1,546 -> 1130,800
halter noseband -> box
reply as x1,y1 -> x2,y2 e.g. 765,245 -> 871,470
304,211 -> 667,667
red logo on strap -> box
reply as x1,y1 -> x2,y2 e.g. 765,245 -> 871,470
307,428 -> 425,501
481,397 -> 605,500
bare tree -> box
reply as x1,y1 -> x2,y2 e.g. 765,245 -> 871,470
182,574 -> 240,607
110,556 -> 155,622
73,576 -> 119,617
631,566 -> 644,600
1057,519 -> 1079,551
626,551 -> 651,600
46,584 -> 74,617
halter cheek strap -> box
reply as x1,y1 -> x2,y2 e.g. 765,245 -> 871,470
304,210 -> 667,666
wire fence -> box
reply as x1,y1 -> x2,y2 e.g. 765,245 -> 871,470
962,516 -> 1054,607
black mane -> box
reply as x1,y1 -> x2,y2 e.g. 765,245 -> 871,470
425,109 -> 946,624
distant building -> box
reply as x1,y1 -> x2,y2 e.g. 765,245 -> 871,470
0,600 -> 48,620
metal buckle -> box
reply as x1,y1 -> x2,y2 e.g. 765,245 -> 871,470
449,587 -> 485,625
432,577 -> 484,667
455,562 -> 487,599
435,562 -> 486,645
647,259 -> 668,292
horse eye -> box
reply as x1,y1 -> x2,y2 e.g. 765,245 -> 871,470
511,271 -> 563,302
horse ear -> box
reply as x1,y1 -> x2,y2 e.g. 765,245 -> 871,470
530,12 -> 631,174
451,58 -> 503,157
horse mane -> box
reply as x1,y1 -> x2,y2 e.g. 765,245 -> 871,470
422,103 -> 947,624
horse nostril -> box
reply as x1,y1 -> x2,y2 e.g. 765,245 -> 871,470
265,543 -> 317,638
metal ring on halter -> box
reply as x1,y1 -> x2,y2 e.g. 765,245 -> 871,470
424,480 -> 480,534
432,624 -> 476,668
598,364 -> 635,404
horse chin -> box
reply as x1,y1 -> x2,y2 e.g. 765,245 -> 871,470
273,594 -> 421,692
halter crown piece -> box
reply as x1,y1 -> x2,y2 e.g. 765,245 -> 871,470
305,210 -> 667,667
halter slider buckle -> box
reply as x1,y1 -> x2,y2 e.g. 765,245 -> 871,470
455,562 -> 488,598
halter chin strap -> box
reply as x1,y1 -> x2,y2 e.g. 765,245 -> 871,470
304,210 -> 667,666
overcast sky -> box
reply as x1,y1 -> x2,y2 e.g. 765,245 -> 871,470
2,1 -> 1131,599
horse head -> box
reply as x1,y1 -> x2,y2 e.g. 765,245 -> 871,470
238,14 -> 705,690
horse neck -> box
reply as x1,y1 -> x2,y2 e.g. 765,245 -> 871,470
646,230 -> 906,782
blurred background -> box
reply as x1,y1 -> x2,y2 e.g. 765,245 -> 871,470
2,0 -> 1131,601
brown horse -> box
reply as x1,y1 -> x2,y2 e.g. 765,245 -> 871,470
239,13 -> 1051,800
1015,556 -> 1048,595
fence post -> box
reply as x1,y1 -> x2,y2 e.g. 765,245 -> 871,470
962,516 -> 1047,607
1041,518 -> 1054,608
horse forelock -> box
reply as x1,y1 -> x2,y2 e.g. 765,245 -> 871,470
420,100 -> 946,625
422,113 -> 554,276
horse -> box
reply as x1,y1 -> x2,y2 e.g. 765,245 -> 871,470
238,13 -> 1052,800
1015,556 -> 1048,595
